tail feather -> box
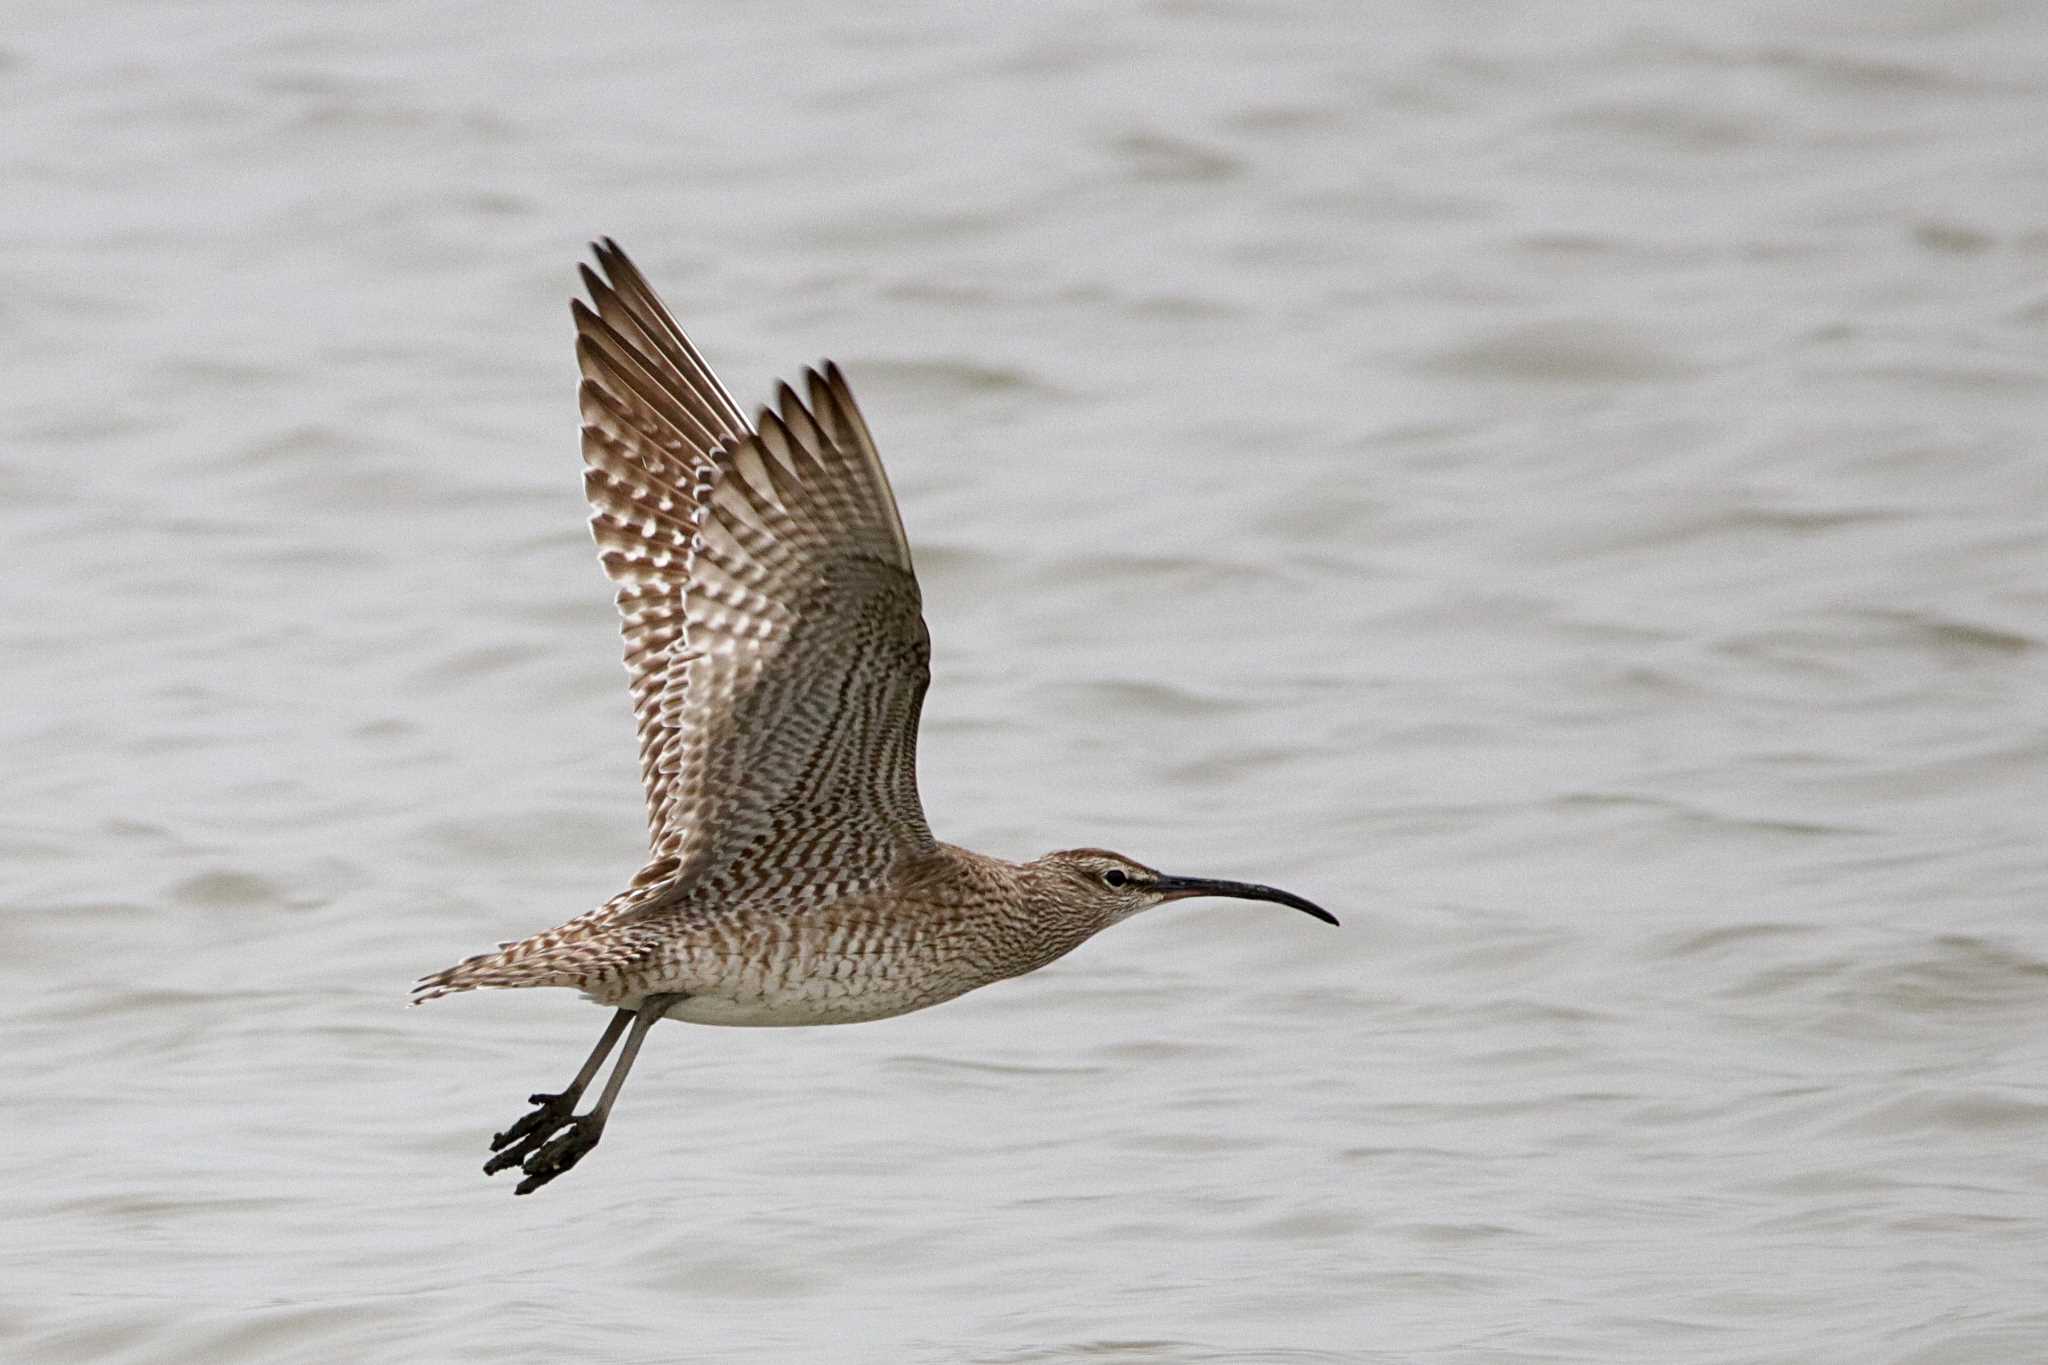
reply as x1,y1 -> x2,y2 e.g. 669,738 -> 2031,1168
410,918 -> 663,1004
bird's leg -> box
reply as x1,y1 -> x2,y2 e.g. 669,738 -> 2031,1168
514,994 -> 681,1196
483,1008 -> 630,1175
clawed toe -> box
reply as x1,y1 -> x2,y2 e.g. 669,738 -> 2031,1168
483,1091 -> 579,1175
514,1117 -> 604,1196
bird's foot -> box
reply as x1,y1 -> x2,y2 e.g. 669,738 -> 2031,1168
483,1091 -> 579,1176
514,1115 -> 605,1196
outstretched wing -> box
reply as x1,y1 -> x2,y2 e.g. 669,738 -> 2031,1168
575,241 -> 934,896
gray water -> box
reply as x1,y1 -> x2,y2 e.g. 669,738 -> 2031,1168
6,2 -> 2048,1360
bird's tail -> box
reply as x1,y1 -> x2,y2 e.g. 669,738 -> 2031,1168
410,918 -> 662,1005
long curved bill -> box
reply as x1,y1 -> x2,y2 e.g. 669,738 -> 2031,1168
1150,875 -> 1339,926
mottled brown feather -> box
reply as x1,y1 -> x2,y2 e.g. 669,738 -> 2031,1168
412,242 -> 937,1002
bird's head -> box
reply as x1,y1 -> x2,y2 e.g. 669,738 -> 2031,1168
1028,847 -> 1338,930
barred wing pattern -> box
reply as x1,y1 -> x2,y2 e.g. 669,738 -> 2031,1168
576,241 -> 934,900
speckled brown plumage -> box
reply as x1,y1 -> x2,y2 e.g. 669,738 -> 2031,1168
413,242 -> 1335,1194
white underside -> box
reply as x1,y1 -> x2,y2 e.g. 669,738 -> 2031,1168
590,981 -> 976,1027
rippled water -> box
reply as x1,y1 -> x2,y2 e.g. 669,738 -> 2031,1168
7,1 -> 2048,1360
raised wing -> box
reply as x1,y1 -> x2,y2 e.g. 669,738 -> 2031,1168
575,241 -> 934,896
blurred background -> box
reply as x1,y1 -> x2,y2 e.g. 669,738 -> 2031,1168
4,1 -> 2046,1361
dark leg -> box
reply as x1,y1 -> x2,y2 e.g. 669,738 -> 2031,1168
514,994 -> 681,1196
483,1008 -> 631,1176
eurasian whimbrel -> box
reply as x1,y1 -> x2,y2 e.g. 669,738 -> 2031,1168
414,241 -> 1336,1195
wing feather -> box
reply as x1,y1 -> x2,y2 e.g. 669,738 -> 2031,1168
575,243 -> 933,896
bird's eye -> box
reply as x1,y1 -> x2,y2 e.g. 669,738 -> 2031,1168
1102,869 -> 1129,889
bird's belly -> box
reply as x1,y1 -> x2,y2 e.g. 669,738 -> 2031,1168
663,991 -> 924,1027
658,974 -> 976,1027
630,933 -> 996,1027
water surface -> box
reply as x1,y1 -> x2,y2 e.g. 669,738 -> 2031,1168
5,2 -> 2047,1360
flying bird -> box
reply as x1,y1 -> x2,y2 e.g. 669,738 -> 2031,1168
414,241 -> 1336,1194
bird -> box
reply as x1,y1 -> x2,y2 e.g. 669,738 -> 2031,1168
413,240 -> 1337,1195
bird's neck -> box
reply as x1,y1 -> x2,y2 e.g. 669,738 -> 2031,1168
1002,852 -> 1115,972
927,844 -> 1111,979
